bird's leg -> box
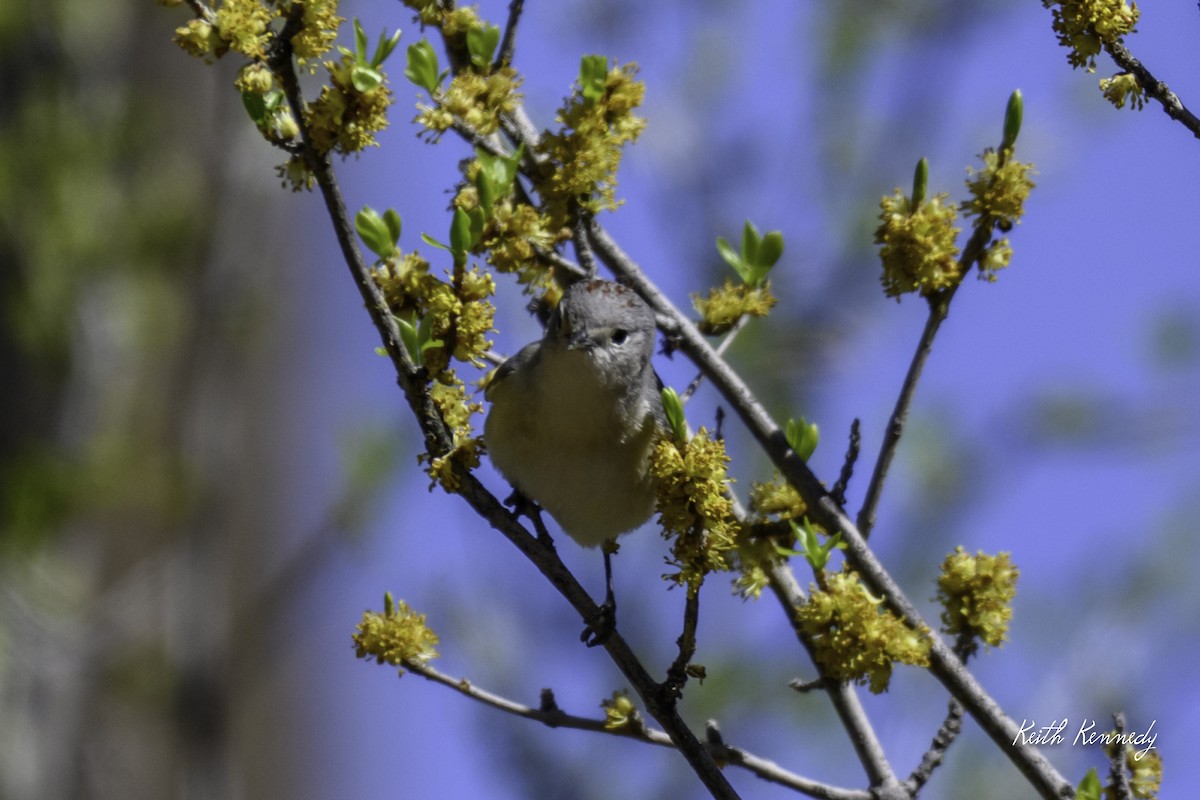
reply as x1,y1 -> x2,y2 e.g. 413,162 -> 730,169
581,539 -> 619,647
503,489 -> 555,549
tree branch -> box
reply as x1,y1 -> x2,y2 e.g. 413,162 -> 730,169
493,0 -> 524,70
766,563 -> 903,795
1104,39 -> 1200,140
404,659 -> 872,800
855,297 -> 949,539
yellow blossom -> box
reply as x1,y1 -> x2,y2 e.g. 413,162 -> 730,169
537,62 -> 646,231
214,0 -> 274,59
601,690 -> 639,731
691,279 -> 778,336
963,149 -> 1036,227
306,53 -> 395,156
936,547 -> 1019,648
650,430 -> 739,595
1043,0 -> 1140,71
1099,72 -> 1145,110
352,593 -> 439,675
874,189 -> 962,299
292,0 -> 343,63
174,18 -> 226,61
794,569 -> 931,693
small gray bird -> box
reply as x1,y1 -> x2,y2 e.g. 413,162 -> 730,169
484,280 -> 666,642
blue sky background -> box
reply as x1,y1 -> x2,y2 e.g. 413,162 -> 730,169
271,2 -> 1200,797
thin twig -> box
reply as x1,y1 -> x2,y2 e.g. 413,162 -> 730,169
680,314 -> 751,403
1104,39 -> 1200,140
183,0 -> 214,23
904,699 -> 964,795
1109,712 -> 1133,800
403,660 -> 870,800
830,418 -> 860,507
855,297 -> 949,539
493,0 -> 524,70
663,589 -> 700,699
572,212 -> 599,278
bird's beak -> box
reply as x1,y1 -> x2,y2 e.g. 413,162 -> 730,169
566,327 -> 594,350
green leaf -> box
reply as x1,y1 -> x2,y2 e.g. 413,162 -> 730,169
740,219 -> 761,267
1002,88 -> 1023,151
476,174 -> 496,217
372,28 -> 402,68
466,23 -> 501,70
351,65 -> 383,93
420,232 -> 450,251
788,517 -> 843,571
405,40 -> 441,93
353,18 -> 369,62
911,157 -> 928,208
383,208 -> 402,246
356,206 -> 397,258
395,314 -> 419,364
579,54 -> 608,106
715,236 -> 749,282
660,387 -> 688,442
785,417 -> 819,461
241,91 -> 267,125
449,207 -> 475,257
756,231 -> 784,270
1075,769 -> 1101,800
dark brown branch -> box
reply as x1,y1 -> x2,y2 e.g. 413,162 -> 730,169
1105,39 -> 1200,140
493,0 -> 524,70
830,418 -> 860,508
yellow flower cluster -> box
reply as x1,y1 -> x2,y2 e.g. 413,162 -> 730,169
963,149 -> 1037,227
794,569 -> 931,693
537,63 -> 646,231
423,376 -> 485,492
352,593 -> 440,675
874,190 -> 962,299
691,279 -> 778,336
306,53 -> 395,156
371,253 -> 496,373
174,19 -> 226,62
600,690 -> 639,731
649,430 -> 740,596
1107,741 -> 1162,799
417,68 -> 523,138
936,547 -> 1019,648
1043,0 -> 1140,71
748,474 -> 807,521
292,0 -> 343,64
453,183 -> 557,289
215,0 -> 273,58
1099,72 -> 1145,110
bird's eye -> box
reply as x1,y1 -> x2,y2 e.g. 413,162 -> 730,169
611,329 -> 629,346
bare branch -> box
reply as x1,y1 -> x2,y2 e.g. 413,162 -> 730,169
494,0 -> 524,70
404,660 -> 871,800
830,418 -> 861,508
1104,39 -> 1200,140
904,699 -> 964,795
